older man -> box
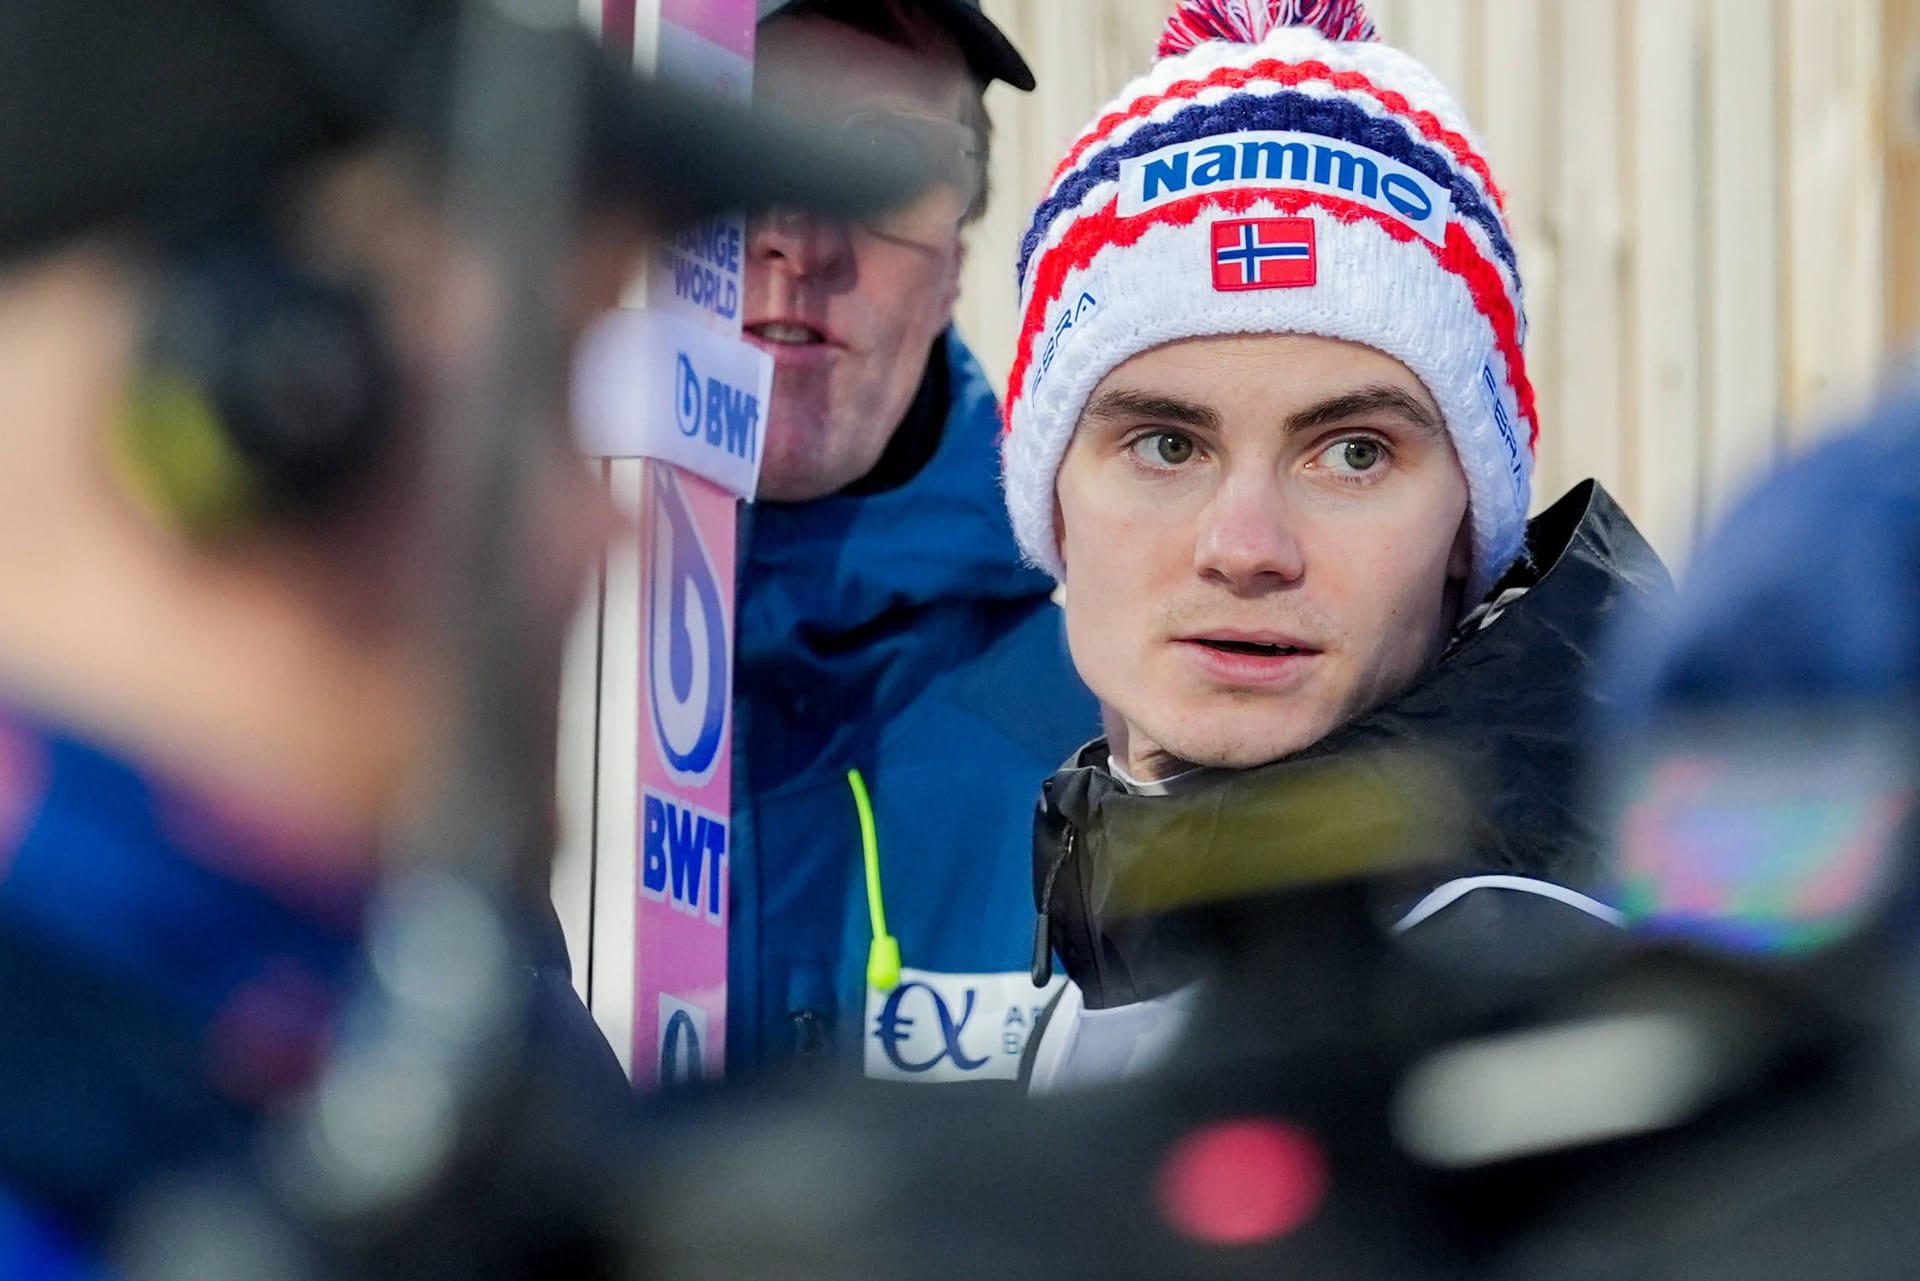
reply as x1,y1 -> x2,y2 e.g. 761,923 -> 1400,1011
998,2 -> 1670,1088
729,0 -> 1097,1078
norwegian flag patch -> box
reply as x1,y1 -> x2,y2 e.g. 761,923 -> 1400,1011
1210,217 -> 1316,292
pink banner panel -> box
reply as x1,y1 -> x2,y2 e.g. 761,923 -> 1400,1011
632,462 -> 735,1085
662,0 -> 757,59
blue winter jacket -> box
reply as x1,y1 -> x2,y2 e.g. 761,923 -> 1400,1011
0,701 -> 627,1273
729,330 -> 1099,1077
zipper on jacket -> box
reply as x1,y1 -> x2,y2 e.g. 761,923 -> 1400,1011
1031,824 -> 1075,987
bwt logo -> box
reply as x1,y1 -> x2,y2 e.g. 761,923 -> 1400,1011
647,467 -> 728,785
1117,129 -> 1452,244
672,351 -> 761,461
872,981 -> 989,1074
657,995 -> 709,1087
661,1010 -> 702,1082
641,789 -> 726,923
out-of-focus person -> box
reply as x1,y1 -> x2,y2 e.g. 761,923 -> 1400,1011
1439,370 -> 1920,1280
728,0 -> 1098,1078
997,0 -> 1671,1090
0,0 -> 909,1265
1601,368 -> 1920,952
1604,371 -> 1920,730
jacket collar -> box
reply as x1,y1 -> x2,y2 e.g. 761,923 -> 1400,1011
1035,482 -> 1672,1009
737,330 -> 1056,670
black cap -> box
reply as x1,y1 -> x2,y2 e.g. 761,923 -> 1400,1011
0,0 -> 925,260
756,0 -> 1036,92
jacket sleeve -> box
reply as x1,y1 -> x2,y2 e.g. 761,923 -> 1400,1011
522,898 -> 631,1105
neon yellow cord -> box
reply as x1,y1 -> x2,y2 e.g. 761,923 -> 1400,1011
849,767 -> 900,991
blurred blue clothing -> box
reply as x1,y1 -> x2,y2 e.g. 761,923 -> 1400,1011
0,701 -> 624,1271
1607,377 -> 1920,718
0,1190 -> 95,1280
0,704 -> 365,1271
1598,376 -> 1920,954
730,330 -> 1098,1074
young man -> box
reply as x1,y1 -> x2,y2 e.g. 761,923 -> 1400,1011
997,1 -> 1670,1088
729,1 -> 1098,1077
0,0 -> 906,1263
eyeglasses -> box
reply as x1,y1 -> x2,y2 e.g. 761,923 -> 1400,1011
832,109 -> 982,249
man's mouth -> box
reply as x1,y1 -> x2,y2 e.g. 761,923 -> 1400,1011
746,321 -> 828,346
1191,638 -> 1309,657
1176,634 -> 1320,686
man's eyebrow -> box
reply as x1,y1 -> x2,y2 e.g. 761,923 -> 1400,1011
1283,384 -> 1444,438
1078,388 -> 1222,433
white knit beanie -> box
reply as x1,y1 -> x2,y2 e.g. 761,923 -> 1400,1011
1001,0 -> 1536,605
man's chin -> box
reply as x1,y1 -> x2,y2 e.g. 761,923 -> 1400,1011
1146,716 -> 1339,773
760,424 -> 895,502
757,439 -> 844,503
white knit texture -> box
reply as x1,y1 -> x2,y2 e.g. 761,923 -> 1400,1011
1003,205 -> 1530,604
1032,34 -> 1502,221
1019,66 -> 1523,341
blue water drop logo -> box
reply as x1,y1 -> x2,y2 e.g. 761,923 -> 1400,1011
647,468 -> 728,784
675,352 -> 702,438
660,1007 -> 703,1085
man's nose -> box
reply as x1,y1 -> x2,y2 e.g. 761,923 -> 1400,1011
1193,472 -> 1306,589
747,206 -> 855,281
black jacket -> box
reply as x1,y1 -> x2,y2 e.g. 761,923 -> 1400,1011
1032,482 -> 1672,1012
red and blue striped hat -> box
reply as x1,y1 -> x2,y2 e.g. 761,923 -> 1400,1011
1001,0 -> 1536,604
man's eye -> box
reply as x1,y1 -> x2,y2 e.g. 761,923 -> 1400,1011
1129,431 -> 1196,467
1317,437 -> 1385,473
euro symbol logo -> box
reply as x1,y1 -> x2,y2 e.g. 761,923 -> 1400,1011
675,352 -> 701,437
872,981 -> 988,1074
647,468 -> 728,784
660,1008 -> 703,1086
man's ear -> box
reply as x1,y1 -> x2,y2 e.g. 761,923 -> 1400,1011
1447,509 -> 1473,582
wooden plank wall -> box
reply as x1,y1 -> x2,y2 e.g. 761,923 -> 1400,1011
960,0 -> 1920,565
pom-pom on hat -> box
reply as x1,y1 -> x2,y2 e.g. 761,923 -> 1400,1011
1002,0 -> 1536,605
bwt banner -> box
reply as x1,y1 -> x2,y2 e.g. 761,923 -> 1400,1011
585,0 -> 756,1093
634,465 -> 735,1084
572,308 -> 771,501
